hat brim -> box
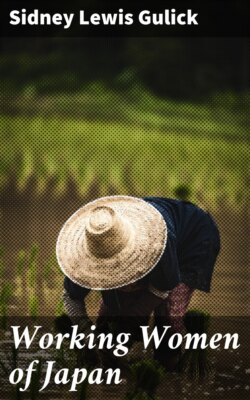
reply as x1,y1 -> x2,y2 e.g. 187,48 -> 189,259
56,196 -> 167,290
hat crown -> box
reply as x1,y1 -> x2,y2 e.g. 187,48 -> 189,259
88,206 -> 114,234
85,206 -> 130,258
56,196 -> 168,290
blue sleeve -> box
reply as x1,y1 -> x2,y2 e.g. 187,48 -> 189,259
64,276 -> 90,301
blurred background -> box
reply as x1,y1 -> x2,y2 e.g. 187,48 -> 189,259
0,37 -> 249,317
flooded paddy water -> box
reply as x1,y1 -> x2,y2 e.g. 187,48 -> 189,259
0,188 -> 249,398
0,321 -> 249,399
0,187 -> 249,316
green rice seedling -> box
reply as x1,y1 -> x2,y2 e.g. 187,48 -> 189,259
28,295 -> 39,320
0,355 -> 9,377
55,299 -> 64,317
126,359 -> 165,400
54,342 -> 67,367
183,310 -> 210,334
0,99 -> 249,211
0,248 -> 5,279
27,244 -> 39,289
77,381 -> 88,400
0,345 -> 18,373
52,328 -> 78,379
11,343 -> 19,370
16,249 -> 26,276
0,283 -> 14,329
0,85 -> 248,139
126,392 -> 153,400
43,253 -> 57,288
29,358 -> 42,400
17,148 -> 35,192
0,345 -> 23,400
179,310 -> 213,381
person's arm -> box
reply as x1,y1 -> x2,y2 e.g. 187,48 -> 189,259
62,288 -> 88,320
61,277 -> 100,367
63,276 -> 91,328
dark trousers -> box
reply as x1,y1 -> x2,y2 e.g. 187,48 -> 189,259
98,283 -> 194,369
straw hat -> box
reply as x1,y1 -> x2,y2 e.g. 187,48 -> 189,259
56,196 -> 167,290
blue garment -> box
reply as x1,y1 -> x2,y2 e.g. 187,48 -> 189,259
142,197 -> 220,292
64,198 -> 221,303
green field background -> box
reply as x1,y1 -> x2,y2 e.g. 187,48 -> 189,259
0,38 -> 249,318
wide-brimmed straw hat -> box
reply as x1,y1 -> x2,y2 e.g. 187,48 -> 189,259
56,196 -> 167,290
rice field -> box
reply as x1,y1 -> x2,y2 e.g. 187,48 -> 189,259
0,116 -> 248,211
0,314 -> 249,399
0,85 -> 249,210
0,84 -> 248,139
0,90 -> 249,315
0,89 -> 249,316
0,89 -> 249,398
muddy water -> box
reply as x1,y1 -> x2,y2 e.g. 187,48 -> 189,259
0,189 -> 249,316
0,188 -> 249,399
0,319 -> 250,399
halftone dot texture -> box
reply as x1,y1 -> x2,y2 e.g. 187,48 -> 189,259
0,317 -> 249,398
0,37 -> 249,398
